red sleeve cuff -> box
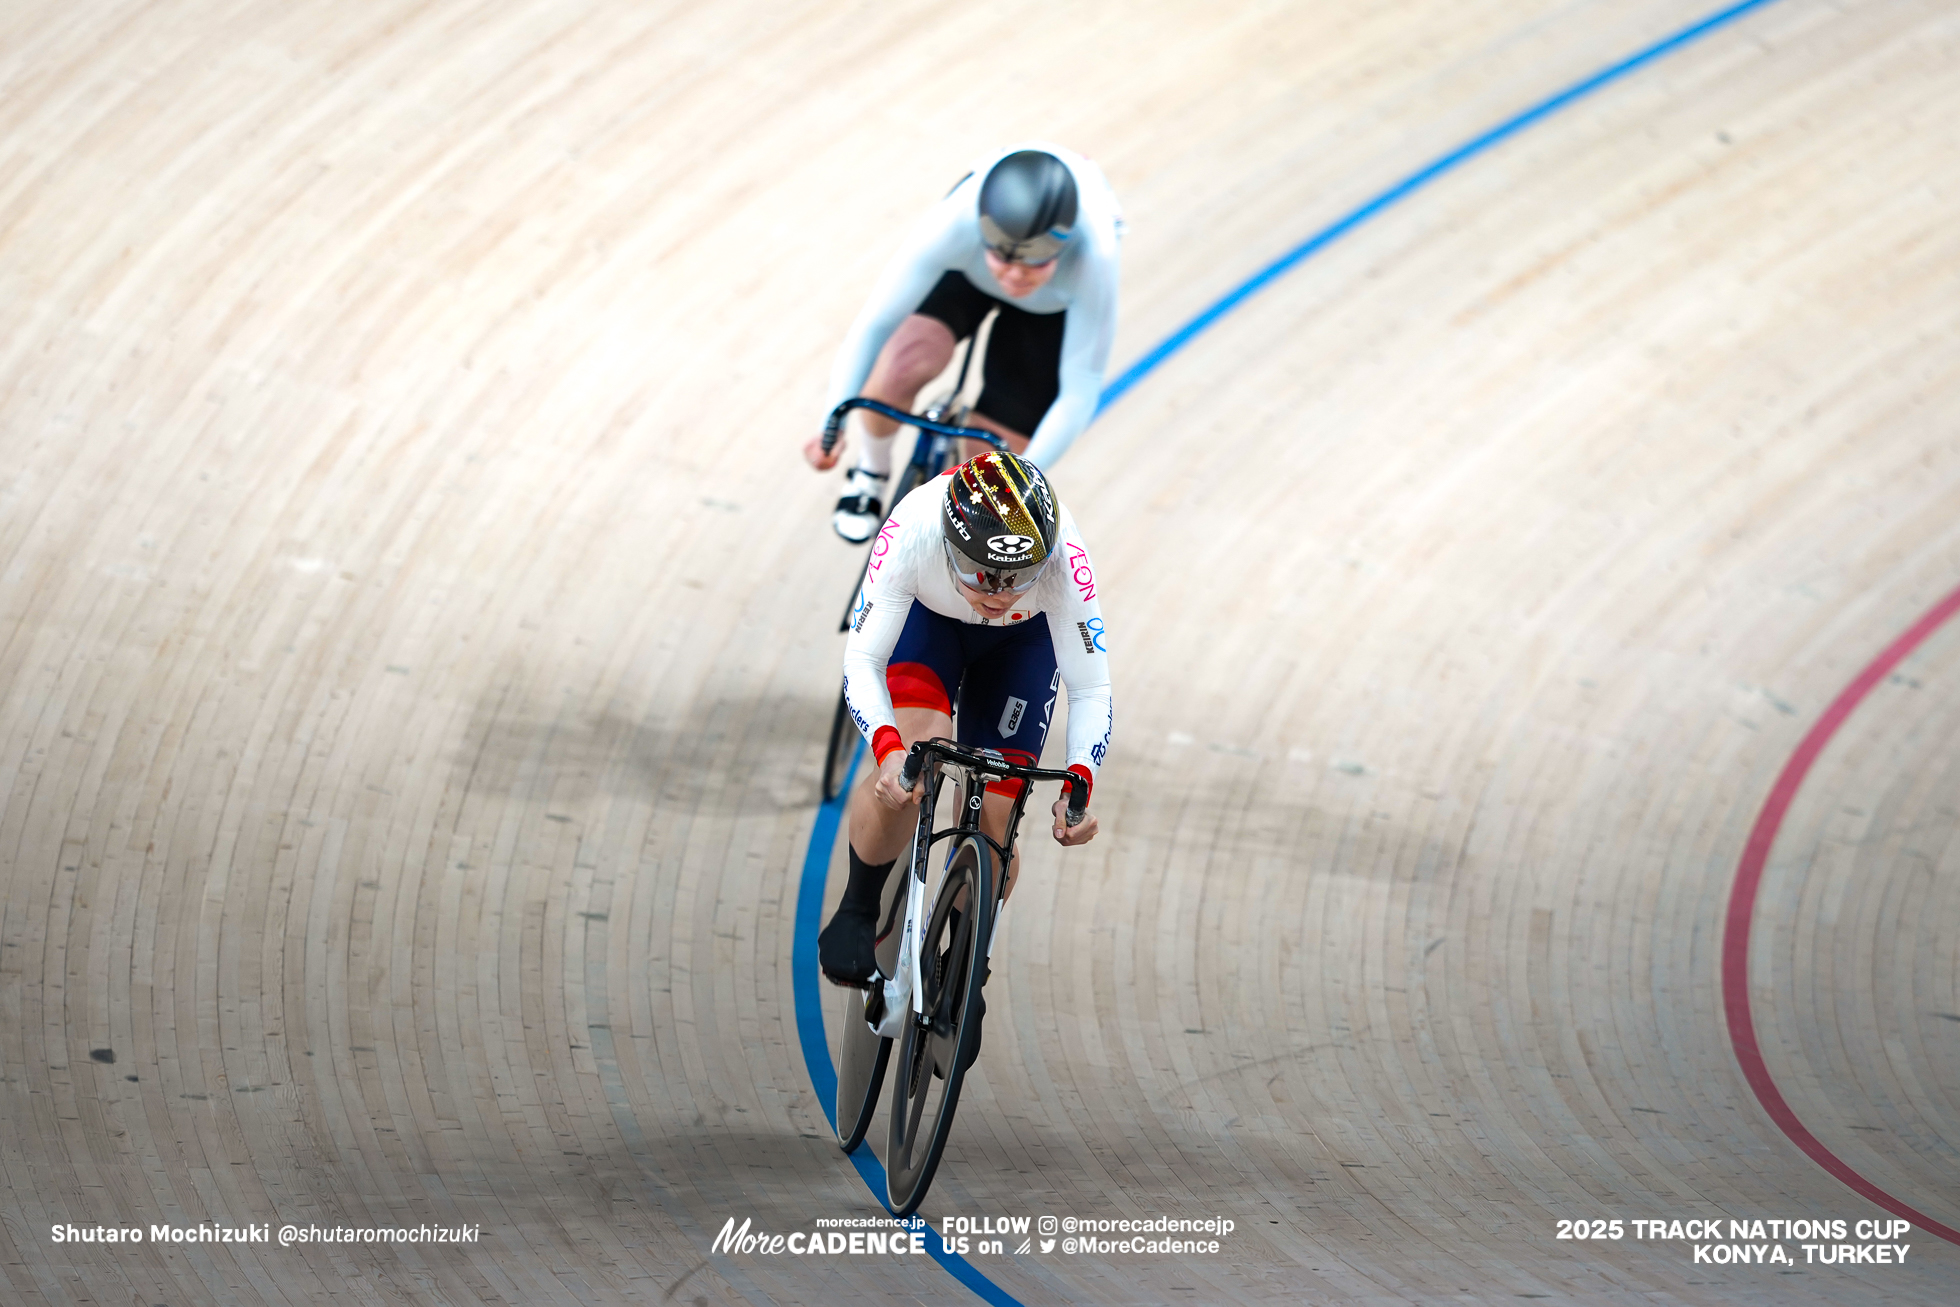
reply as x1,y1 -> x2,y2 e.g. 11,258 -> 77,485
1067,764 -> 1095,807
872,726 -> 905,766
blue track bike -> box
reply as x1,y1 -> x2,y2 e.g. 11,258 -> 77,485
815,335 -> 1007,802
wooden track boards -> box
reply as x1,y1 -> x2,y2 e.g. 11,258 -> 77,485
1,0 -> 1956,1302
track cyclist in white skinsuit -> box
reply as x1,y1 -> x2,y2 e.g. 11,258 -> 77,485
803,143 -> 1122,540
818,451 -> 1111,1051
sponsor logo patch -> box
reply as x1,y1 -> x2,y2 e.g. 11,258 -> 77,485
999,696 -> 1027,738
988,533 -> 1037,557
1066,542 -> 1095,601
867,518 -> 901,578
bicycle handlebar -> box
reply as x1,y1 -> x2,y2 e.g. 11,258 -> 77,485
898,737 -> 1089,827
820,398 -> 1010,457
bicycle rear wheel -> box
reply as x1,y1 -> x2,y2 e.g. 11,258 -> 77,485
885,460 -> 927,518
822,453 -> 932,800
820,685 -> 857,803
885,834 -> 993,1216
834,862 -> 906,1151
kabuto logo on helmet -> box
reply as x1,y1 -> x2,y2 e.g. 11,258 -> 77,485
943,450 -> 1060,584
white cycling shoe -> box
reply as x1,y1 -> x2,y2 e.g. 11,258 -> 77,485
832,468 -> 888,543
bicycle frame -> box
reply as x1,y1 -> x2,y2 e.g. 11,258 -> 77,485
863,738 -> 1086,1038
825,396 -> 1010,634
815,353 -> 1018,798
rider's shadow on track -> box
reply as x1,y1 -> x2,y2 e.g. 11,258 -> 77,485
446,656 -> 841,821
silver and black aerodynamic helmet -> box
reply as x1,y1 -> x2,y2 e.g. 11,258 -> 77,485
977,150 -> 1078,266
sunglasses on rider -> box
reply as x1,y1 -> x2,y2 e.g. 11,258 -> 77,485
987,246 -> 1060,268
944,539 -> 1051,596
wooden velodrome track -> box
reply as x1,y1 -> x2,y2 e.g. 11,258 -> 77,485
2,0 -> 1956,1302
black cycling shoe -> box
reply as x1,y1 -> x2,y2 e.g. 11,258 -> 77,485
818,905 -> 880,987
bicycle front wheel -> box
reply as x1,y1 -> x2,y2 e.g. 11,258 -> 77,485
885,834 -> 993,1216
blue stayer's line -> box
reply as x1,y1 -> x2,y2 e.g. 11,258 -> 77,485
789,740 -> 1024,1307
1095,0 -> 1785,415
795,1 -> 1786,1302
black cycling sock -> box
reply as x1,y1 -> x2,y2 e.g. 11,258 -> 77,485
841,848 -> 896,916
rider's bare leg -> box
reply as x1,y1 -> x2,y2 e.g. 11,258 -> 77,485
821,705 -> 954,982
979,789 -> 1024,902
860,316 -> 1031,462
852,316 -> 957,476
846,704 -> 952,865
960,413 -> 1029,459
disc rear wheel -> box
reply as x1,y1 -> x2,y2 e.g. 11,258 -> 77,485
833,865 -> 906,1151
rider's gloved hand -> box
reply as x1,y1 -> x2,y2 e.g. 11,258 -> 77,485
804,431 -> 844,471
873,746 -> 923,809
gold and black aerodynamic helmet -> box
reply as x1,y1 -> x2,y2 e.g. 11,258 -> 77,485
942,451 -> 1062,595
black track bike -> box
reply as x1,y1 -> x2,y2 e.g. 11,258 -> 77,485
832,738 -> 1087,1216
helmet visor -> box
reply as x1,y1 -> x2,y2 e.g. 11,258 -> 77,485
978,214 -> 1069,266
944,538 -> 1051,596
